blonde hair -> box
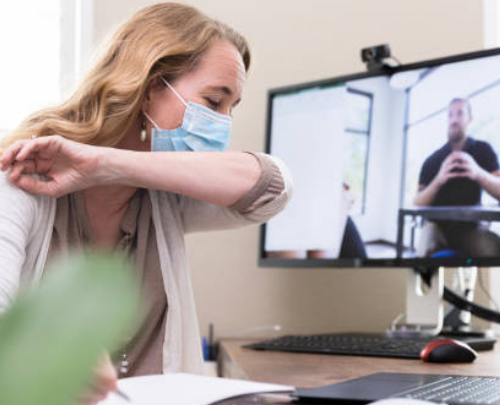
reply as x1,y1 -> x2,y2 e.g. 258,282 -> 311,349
0,2 -> 250,151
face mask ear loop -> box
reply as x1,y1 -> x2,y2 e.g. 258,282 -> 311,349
143,111 -> 160,130
161,77 -> 188,107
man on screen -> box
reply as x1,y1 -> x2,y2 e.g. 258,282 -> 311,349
414,98 -> 500,257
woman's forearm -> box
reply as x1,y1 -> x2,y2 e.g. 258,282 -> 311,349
100,149 -> 262,206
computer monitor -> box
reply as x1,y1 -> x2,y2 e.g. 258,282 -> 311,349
260,47 -> 500,270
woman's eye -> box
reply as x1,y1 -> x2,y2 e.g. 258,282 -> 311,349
205,98 -> 221,109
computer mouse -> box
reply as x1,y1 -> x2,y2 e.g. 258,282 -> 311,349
420,338 -> 477,363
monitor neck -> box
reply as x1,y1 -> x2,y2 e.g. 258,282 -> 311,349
388,267 -> 444,338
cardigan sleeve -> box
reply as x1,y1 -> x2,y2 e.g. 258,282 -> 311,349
0,172 -> 37,313
178,153 -> 293,234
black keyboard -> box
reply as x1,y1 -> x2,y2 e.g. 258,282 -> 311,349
243,333 -> 496,359
396,376 -> 500,404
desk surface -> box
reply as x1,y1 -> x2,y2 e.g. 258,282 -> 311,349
218,339 -> 500,389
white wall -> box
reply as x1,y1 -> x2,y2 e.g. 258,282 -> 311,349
91,0 -> 486,339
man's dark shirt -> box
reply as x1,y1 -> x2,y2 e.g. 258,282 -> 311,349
418,137 -> 499,207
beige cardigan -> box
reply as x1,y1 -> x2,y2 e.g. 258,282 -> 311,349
0,154 -> 292,374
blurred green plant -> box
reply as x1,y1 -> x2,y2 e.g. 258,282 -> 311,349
0,253 -> 141,405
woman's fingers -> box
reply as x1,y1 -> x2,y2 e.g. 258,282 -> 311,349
7,157 -> 61,197
8,160 -> 36,182
1,135 -> 62,171
15,135 -> 61,161
96,355 -> 118,392
10,172 -> 54,196
75,354 -> 117,405
2,135 -> 103,197
76,389 -> 109,405
0,140 -> 29,171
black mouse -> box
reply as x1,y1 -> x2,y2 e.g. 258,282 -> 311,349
420,338 -> 477,363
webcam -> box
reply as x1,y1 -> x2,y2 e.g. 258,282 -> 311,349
361,44 -> 393,72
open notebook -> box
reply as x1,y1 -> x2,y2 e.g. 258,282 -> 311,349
97,373 -> 294,405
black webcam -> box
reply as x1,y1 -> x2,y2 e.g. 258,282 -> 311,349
361,44 -> 393,72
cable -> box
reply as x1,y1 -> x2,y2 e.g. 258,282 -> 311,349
443,286 -> 500,324
235,324 -> 283,337
390,313 -> 405,331
389,56 -> 402,66
477,268 -> 500,311
415,267 -> 500,325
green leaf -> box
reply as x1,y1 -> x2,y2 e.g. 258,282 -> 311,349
0,252 -> 141,405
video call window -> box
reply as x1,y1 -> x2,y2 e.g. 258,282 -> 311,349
404,62 -> 500,210
263,52 -> 500,265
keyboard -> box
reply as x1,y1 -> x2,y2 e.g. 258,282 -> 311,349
243,333 -> 496,359
396,376 -> 500,404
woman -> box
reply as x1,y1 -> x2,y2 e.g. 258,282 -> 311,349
0,2 -> 292,404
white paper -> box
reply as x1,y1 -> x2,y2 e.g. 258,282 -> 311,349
98,373 -> 294,405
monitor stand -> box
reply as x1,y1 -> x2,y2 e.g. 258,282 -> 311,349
387,266 -> 495,339
387,267 -> 444,338
440,267 -> 496,339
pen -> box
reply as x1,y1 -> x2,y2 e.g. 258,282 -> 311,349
113,388 -> 132,402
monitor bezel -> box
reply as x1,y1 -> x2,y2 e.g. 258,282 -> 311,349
259,46 -> 500,268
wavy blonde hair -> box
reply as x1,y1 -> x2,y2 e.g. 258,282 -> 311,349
0,2 -> 250,151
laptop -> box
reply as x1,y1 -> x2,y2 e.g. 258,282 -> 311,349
295,372 -> 500,405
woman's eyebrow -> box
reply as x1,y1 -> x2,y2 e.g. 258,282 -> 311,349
204,85 -> 234,96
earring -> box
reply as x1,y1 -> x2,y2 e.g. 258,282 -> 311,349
140,120 -> 147,142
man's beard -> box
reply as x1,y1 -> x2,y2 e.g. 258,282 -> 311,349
448,126 -> 465,145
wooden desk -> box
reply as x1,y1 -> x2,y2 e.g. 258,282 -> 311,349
218,339 -> 500,390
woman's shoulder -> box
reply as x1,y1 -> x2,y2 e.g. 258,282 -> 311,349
0,171 -> 54,213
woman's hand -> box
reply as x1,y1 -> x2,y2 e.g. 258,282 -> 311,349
0,135 -> 107,198
75,353 -> 118,405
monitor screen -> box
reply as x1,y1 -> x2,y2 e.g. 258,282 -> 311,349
261,48 -> 500,268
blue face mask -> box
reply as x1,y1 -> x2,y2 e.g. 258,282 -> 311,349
145,78 -> 232,152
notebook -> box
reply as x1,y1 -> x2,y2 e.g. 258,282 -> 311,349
97,373 -> 294,405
